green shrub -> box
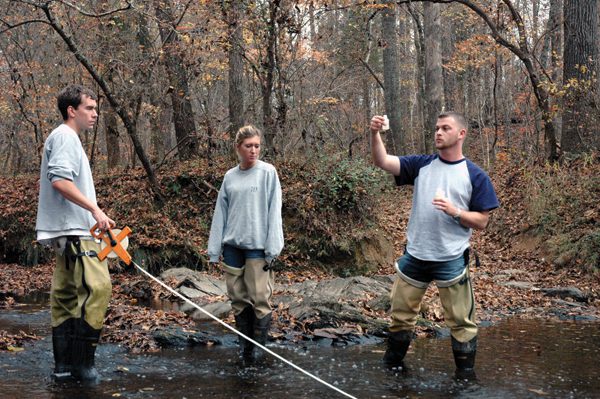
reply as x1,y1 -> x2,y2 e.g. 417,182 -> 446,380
311,156 -> 384,216
280,154 -> 388,273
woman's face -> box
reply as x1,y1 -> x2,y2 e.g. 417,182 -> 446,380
237,135 -> 261,168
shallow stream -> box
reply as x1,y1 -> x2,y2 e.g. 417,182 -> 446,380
1,294 -> 599,398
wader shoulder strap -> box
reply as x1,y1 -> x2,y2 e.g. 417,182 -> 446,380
67,240 -> 98,265
464,248 -> 481,268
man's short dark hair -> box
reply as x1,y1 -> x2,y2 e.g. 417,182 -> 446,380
438,111 -> 467,131
57,84 -> 97,121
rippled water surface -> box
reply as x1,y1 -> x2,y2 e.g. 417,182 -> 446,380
1,296 -> 599,398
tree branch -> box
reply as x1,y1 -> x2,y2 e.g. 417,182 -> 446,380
0,18 -> 50,35
358,57 -> 385,90
395,0 -> 527,60
500,0 -> 528,53
57,0 -> 132,18
38,1 -> 164,200
152,0 -> 195,51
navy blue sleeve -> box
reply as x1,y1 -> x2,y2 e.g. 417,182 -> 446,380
466,160 -> 499,211
395,154 -> 437,186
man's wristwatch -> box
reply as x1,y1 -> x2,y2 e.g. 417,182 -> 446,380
453,209 -> 462,223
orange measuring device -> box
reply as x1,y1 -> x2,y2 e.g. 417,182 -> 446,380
90,223 -> 132,265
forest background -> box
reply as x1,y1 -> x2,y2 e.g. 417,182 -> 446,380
0,0 -> 598,284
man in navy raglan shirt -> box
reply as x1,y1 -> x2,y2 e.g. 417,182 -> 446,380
369,111 -> 499,377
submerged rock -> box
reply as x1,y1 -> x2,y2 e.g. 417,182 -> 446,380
152,326 -> 221,347
156,268 -> 394,343
160,267 -> 227,298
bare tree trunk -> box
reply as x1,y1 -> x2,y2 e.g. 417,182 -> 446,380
397,10 -> 412,148
154,0 -> 198,160
397,0 -> 559,160
309,1 -> 317,43
105,103 -> 121,170
274,16 -> 289,153
363,14 -> 374,131
381,1 -> 404,154
408,3 -> 426,152
561,0 -> 599,154
40,3 -> 164,201
424,2 -> 445,153
532,0 -> 540,37
224,0 -> 245,141
492,44 -> 501,158
440,4 -> 463,113
261,0 -> 280,154
540,0 -> 563,143
97,8 -> 120,170
2,50 -> 43,158
252,0 -> 281,155
549,0 -> 563,141
136,11 -> 165,163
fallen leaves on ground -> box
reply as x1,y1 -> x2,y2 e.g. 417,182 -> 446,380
0,330 -> 39,351
1,157 -> 599,351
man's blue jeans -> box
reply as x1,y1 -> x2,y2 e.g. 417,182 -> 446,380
395,250 -> 468,289
389,248 -> 477,342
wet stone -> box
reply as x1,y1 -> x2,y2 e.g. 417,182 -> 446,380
152,327 -> 221,348
541,287 -> 588,303
191,301 -> 231,321
367,294 -> 391,312
160,268 -> 227,298
498,281 -> 537,290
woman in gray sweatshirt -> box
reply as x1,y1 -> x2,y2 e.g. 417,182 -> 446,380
207,125 -> 284,362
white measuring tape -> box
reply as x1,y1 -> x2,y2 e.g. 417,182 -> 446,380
131,260 -> 358,399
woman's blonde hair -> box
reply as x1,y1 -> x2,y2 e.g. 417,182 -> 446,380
235,125 -> 262,146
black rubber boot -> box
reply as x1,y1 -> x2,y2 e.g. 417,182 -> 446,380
235,306 -> 256,361
71,319 -> 102,383
252,313 -> 272,362
383,330 -> 412,369
52,318 -> 74,380
452,335 -> 477,379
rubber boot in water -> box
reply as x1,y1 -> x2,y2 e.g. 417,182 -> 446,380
235,306 -> 256,362
253,312 -> 272,362
383,330 -> 412,369
52,318 -> 74,381
71,318 -> 101,383
452,335 -> 477,380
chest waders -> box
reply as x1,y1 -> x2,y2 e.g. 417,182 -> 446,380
385,249 -> 477,375
223,257 -> 274,363
51,237 -> 111,383
87,227 -> 357,399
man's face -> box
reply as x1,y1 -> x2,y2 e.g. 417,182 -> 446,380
69,95 -> 98,132
434,116 -> 464,150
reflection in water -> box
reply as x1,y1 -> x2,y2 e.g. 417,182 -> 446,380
1,301 -> 599,398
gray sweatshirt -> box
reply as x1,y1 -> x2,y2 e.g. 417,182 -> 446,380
35,124 -> 97,237
207,160 -> 284,263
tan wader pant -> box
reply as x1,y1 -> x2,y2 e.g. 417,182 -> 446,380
223,258 -> 274,319
51,239 -> 111,330
390,268 -> 477,343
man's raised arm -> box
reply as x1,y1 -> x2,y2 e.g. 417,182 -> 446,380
370,115 -> 401,175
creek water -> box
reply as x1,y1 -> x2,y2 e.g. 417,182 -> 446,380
1,293 -> 599,399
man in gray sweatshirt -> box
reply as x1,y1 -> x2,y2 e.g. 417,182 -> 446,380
36,84 -> 114,383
